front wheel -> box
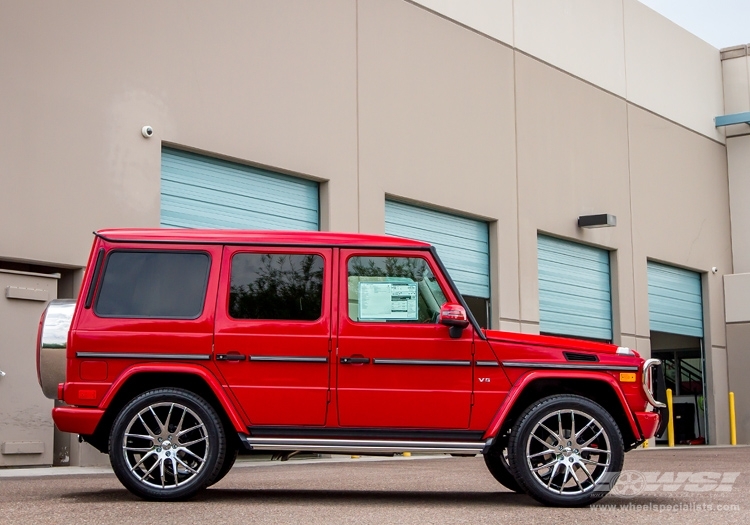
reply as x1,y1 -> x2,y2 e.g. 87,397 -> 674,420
483,428 -> 523,493
507,395 -> 624,507
109,388 -> 226,500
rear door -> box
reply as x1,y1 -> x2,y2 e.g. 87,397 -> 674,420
214,246 -> 332,426
336,249 -> 473,429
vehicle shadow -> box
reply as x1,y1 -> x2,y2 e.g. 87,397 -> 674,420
61,488 -> 535,507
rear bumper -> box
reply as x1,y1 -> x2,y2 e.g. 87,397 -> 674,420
635,410 -> 665,440
52,406 -> 105,435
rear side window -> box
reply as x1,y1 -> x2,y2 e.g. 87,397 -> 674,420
229,253 -> 324,321
95,251 -> 210,318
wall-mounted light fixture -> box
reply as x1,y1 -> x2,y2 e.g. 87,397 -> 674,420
578,214 -> 616,228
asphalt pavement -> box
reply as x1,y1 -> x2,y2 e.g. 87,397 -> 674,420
0,446 -> 747,524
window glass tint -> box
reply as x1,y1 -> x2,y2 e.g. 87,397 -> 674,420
95,251 -> 210,318
347,256 -> 447,324
230,253 -> 324,321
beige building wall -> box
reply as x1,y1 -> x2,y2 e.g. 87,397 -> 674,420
0,0 -> 740,445
628,105 -> 732,443
722,45 -> 750,445
514,53 -> 633,336
356,0 -> 519,327
408,1 -> 725,144
0,0 -> 359,268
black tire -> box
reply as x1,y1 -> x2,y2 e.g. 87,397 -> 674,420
483,428 -> 524,493
207,439 -> 238,487
109,388 -> 226,501
507,395 -> 624,507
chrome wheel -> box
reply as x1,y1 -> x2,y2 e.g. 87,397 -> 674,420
508,395 -> 624,506
110,388 -> 225,500
121,402 -> 210,489
525,409 -> 611,495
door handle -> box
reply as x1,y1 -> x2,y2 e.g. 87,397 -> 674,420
215,354 -> 246,361
340,357 -> 370,364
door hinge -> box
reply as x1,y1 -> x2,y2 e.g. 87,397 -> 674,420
327,390 -> 332,403
471,392 -> 475,406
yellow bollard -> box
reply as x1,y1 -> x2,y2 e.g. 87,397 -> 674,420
729,392 -> 737,446
666,388 -> 675,447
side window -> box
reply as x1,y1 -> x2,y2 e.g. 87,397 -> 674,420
95,251 -> 210,318
347,256 -> 447,324
229,253 -> 324,321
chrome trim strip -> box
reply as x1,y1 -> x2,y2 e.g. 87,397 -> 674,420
372,359 -> 471,366
643,358 -> 666,408
249,356 -> 328,363
475,361 -> 499,367
501,361 -> 639,372
76,352 -> 211,360
241,436 -> 486,455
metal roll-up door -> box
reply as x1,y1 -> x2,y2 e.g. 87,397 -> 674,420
384,200 -> 489,299
647,261 -> 703,337
537,235 -> 612,341
161,148 -> 319,230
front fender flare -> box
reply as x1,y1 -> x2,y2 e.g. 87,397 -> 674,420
482,370 -> 640,441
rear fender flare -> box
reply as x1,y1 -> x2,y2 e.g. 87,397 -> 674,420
99,363 -> 247,433
483,370 -> 640,440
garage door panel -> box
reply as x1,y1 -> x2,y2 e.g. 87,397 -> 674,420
161,149 -> 319,231
648,261 -> 703,337
538,235 -> 612,341
385,201 -> 489,299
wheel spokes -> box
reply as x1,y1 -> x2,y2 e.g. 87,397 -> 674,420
526,408 -> 613,496
122,402 -> 209,490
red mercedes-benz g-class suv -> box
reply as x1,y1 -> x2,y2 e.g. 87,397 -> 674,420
37,229 -> 666,506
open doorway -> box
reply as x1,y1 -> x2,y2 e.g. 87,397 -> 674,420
651,331 -> 707,445
463,295 -> 489,329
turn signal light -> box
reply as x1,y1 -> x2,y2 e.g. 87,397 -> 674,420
619,372 -> 636,383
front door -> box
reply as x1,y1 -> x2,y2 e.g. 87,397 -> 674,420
214,247 -> 332,426
336,250 -> 473,429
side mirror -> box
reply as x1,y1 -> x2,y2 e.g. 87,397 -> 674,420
439,303 -> 470,338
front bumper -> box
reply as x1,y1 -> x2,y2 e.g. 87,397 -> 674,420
52,406 -> 105,435
635,409 -> 668,440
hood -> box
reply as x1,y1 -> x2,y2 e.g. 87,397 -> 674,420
482,329 -> 640,359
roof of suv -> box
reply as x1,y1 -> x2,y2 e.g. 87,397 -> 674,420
95,229 -> 432,248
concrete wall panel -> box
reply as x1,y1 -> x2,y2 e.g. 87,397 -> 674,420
357,0 -> 519,324
0,0 -> 358,266
623,0 -> 724,143
514,0 -> 627,97
628,105 -> 731,344
514,53 -> 633,337
727,136 -> 750,273
409,0 -> 514,45
726,323 -> 750,444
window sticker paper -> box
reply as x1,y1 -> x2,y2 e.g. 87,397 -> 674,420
358,281 -> 418,320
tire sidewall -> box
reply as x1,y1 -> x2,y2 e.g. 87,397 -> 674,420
508,395 -> 624,507
109,388 -> 225,501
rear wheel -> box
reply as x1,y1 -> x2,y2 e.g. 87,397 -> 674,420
109,388 -> 226,500
207,439 -> 238,487
508,395 -> 624,507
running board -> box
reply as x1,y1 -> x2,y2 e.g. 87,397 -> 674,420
239,435 -> 492,455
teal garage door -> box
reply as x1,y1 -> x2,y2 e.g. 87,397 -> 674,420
384,200 -> 489,299
538,235 -> 612,341
161,148 -> 319,230
647,262 -> 703,337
